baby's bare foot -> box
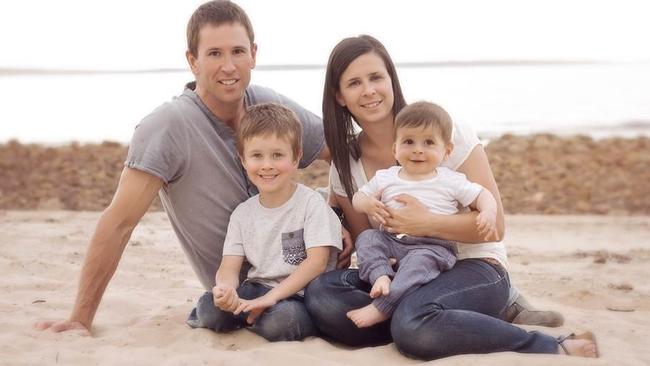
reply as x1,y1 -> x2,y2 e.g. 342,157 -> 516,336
346,304 -> 389,328
369,275 -> 391,299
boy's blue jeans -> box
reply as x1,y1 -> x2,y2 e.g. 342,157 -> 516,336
187,281 -> 317,342
305,259 -> 559,360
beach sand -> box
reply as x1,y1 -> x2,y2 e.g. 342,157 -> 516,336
1,211 -> 649,365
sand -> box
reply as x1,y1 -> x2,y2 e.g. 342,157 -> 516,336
1,210 -> 649,365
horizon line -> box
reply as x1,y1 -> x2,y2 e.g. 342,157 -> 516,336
2,59 -> 648,76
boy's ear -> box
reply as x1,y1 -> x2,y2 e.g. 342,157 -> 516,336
294,149 -> 303,166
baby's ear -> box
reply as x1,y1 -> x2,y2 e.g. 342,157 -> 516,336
445,142 -> 454,159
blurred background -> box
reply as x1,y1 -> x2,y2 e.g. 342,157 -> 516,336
1,0 -> 650,143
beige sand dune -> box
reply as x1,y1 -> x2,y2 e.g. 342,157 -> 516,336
1,211 -> 649,365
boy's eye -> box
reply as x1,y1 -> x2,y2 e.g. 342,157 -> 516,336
251,153 -> 262,158
272,152 -> 284,158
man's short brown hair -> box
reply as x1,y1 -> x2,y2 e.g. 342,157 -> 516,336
187,0 -> 255,57
394,101 -> 453,144
237,103 -> 303,160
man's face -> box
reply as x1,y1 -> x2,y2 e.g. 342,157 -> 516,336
187,22 -> 256,108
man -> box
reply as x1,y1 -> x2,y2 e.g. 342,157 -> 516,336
34,0 -> 560,335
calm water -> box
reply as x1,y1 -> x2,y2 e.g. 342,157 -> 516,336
2,63 -> 650,144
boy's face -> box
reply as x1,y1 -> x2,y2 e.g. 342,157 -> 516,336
393,125 -> 452,176
187,22 -> 257,108
241,134 -> 300,196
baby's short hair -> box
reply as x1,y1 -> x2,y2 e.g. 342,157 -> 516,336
394,101 -> 453,144
237,103 -> 302,160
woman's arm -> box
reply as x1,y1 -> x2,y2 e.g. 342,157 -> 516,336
335,193 -> 372,241
384,145 -> 505,243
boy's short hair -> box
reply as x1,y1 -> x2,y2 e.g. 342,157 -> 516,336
237,103 -> 303,160
394,101 -> 453,144
187,0 -> 255,57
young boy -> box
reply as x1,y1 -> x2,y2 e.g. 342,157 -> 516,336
346,101 -> 499,328
195,103 -> 342,341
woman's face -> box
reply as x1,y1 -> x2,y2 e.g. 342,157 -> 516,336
336,52 -> 394,126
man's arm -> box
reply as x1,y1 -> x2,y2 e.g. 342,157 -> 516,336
34,168 -> 163,334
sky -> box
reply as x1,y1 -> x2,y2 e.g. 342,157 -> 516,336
1,0 -> 649,71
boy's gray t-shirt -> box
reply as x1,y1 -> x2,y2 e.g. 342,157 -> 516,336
223,184 -> 342,292
125,84 -> 325,290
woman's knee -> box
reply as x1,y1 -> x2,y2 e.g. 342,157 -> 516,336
391,301 -> 448,360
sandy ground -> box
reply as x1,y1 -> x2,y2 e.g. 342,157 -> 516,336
1,211 -> 649,365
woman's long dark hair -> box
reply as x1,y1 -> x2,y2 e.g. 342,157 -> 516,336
322,35 -> 407,201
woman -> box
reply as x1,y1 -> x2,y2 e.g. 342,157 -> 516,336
304,35 -> 597,360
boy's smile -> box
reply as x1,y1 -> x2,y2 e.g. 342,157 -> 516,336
241,134 -> 300,207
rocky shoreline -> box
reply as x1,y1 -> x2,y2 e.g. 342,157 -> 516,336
1,134 -> 649,214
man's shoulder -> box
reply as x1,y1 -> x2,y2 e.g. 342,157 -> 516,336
137,93 -> 196,129
246,84 -> 284,105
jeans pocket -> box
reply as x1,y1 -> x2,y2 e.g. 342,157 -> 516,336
282,229 -> 306,265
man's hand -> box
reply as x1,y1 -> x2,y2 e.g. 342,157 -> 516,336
234,295 -> 277,324
384,194 -> 430,236
213,284 -> 240,313
33,319 -> 91,336
337,227 -> 354,268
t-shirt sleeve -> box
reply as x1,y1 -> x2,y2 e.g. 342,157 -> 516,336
124,104 -> 187,184
358,173 -> 384,197
222,206 -> 246,256
448,170 -> 484,207
247,85 -> 324,168
444,121 -> 481,171
302,194 -> 342,251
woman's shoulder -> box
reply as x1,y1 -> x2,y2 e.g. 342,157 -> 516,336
444,121 -> 481,171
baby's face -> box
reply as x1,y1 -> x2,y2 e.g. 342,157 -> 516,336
393,126 -> 451,177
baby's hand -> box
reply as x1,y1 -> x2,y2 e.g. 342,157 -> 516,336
476,210 -> 499,242
212,284 -> 240,313
364,197 -> 390,225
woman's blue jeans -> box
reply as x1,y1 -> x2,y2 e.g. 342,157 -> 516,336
187,281 -> 317,342
304,259 -> 559,359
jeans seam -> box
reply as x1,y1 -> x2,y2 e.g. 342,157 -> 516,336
434,265 -> 507,304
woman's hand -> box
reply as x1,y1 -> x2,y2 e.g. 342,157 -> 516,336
383,194 -> 432,236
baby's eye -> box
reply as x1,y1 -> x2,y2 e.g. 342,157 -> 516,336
425,139 -> 435,145
403,139 -> 414,145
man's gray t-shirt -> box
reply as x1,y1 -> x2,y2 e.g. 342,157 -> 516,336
223,184 -> 342,292
125,84 -> 325,290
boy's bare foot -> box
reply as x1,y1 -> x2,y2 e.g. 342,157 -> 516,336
369,275 -> 391,299
346,304 -> 389,328
558,332 -> 599,358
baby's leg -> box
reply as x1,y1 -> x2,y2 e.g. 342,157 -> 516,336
355,229 -> 396,285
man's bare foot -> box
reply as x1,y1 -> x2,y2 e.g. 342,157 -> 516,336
558,332 -> 599,358
369,275 -> 391,299
346,304 -> 389,328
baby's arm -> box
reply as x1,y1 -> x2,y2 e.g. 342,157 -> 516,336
352,191 -> 390,225
213,255 -> 244,313
235,247 -> 331,323
472,189 -> 499,241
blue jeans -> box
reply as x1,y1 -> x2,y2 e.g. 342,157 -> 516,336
305,259 -> 559,359
187,281 -> 317,342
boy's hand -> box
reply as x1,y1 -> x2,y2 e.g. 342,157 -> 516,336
363,197 -> 390,225
212,285 -> 240,313
234,295 -> 277,324
476,210 -> 499,241
337,227 -> 354,269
